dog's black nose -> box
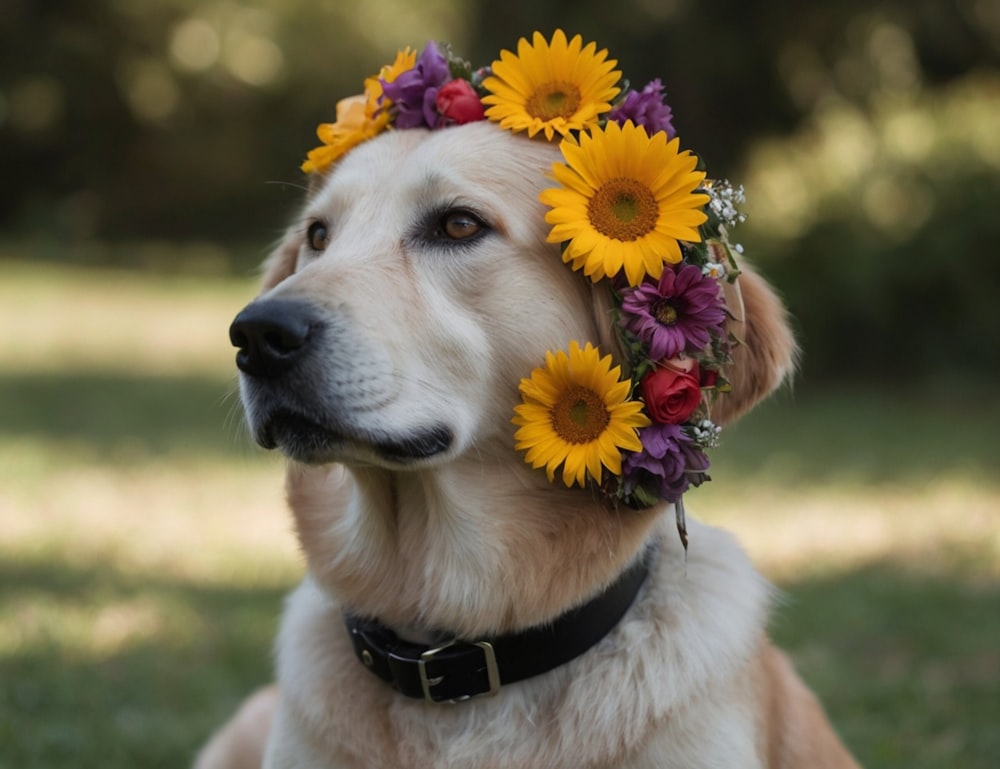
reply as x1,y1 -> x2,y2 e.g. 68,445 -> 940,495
229,299 -> 318,378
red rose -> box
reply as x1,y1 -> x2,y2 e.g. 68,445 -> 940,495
436,79 -> 485,125
641,363 -> 703,424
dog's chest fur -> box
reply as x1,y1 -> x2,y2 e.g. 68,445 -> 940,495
266,516 -> 772,769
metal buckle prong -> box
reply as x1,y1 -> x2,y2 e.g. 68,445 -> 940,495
418,640 -> 500,704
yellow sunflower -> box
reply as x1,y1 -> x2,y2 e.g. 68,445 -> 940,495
539,120 -> 712,286
301,48 -> 417,174
482,29 -> 621,141
513,341 -> 650,488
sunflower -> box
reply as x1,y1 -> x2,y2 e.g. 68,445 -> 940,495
539,120 -> 712,286
513,341 -> 650,488
301,48 -> 416,174
481,29 -> 621,141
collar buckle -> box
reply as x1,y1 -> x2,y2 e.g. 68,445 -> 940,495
418,640 -> 500,704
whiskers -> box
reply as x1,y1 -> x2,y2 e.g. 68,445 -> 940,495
264,179 -> 311,194
219,378 -> 253,451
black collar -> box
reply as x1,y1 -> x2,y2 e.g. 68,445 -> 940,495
344,553 -> 650,703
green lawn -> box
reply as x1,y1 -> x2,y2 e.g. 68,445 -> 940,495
1,259 -> 997,768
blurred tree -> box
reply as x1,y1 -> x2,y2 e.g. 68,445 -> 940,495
0,0 -> 469,243
1,0 -> 997,379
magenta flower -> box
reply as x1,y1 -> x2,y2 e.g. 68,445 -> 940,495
607,79 -> 675,139
619,264 -> 726,360
381,42 -> 451,129
622,424 -> 710,503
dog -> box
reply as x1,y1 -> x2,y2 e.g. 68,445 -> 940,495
196,119 -> 861,768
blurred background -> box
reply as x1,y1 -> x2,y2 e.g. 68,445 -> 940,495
1,1 -> 997,766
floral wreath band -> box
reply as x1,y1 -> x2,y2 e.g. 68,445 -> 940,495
301,31 -> 748,535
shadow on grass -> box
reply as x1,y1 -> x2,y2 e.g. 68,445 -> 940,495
3,370 -> 1000,485
1,554 -> 997,768
712,385 -> 1000,487
770,561 -> 1000,768
0,556 -> 287,768
0,370 -> 253,461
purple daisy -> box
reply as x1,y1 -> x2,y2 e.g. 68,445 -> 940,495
619,264 -> 726,360
622,424 -> 710,503
607,79 -> 675,139
381,41 -> 451,129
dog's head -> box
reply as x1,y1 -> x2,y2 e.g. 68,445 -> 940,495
231,119 -> 794,476
231,122 -> 612,469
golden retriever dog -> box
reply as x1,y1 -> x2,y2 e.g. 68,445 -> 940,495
197,119 -> 861,768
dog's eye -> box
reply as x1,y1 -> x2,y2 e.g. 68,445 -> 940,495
306,220 -> 329,252
440,210 -> 484,241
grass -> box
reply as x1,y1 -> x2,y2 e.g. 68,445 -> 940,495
1,259 -> 998,768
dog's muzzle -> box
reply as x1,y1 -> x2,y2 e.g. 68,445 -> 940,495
229,298 -> 453,464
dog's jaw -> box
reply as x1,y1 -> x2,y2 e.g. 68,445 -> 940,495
255,406 -> 454,466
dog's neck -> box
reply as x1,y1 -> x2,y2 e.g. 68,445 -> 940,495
285,456 -> 662,639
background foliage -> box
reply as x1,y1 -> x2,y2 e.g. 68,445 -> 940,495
2,0 -> 999,380
1,3 -> 999,768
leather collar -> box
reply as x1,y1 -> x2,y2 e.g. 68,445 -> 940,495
344,552 -> 650,703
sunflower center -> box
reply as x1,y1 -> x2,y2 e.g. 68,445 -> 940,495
587,178 -> 659,241
550,385 -> 610,444
526,82 -> 582,121
654,300 -> 678,325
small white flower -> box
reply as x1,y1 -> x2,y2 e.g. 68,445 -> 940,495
702,262 -> 727,279
706,180 -> 748,228
691,419 -> 722,449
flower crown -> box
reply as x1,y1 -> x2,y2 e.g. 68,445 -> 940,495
301,31 -> 747,538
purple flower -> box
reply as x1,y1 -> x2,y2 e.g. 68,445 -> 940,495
622,424 -> 710,503
607,79 -> 675,139
619,264 -> 726,360
381,42 -> 451,129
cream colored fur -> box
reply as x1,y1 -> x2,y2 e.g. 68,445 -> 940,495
196,121 -> 860,769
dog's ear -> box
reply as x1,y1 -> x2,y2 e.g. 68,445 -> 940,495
258,173 -> 332,292
711,262 -> 797,426
259,229 -> 300,291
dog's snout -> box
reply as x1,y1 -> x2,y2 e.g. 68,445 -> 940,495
229,299 -> 319,378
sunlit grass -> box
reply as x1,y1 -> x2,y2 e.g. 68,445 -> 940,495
0,257 -> 257,375
1,260 -> 997,767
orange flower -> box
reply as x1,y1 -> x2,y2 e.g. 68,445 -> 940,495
301,48 -> 416,174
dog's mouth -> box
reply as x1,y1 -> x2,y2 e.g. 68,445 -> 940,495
259,409 -> 453,465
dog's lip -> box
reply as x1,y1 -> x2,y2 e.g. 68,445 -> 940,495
370,427 -> 454,462
259,409 -> 453,465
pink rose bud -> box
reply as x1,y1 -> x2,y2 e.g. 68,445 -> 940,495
436,79 -> 485,125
